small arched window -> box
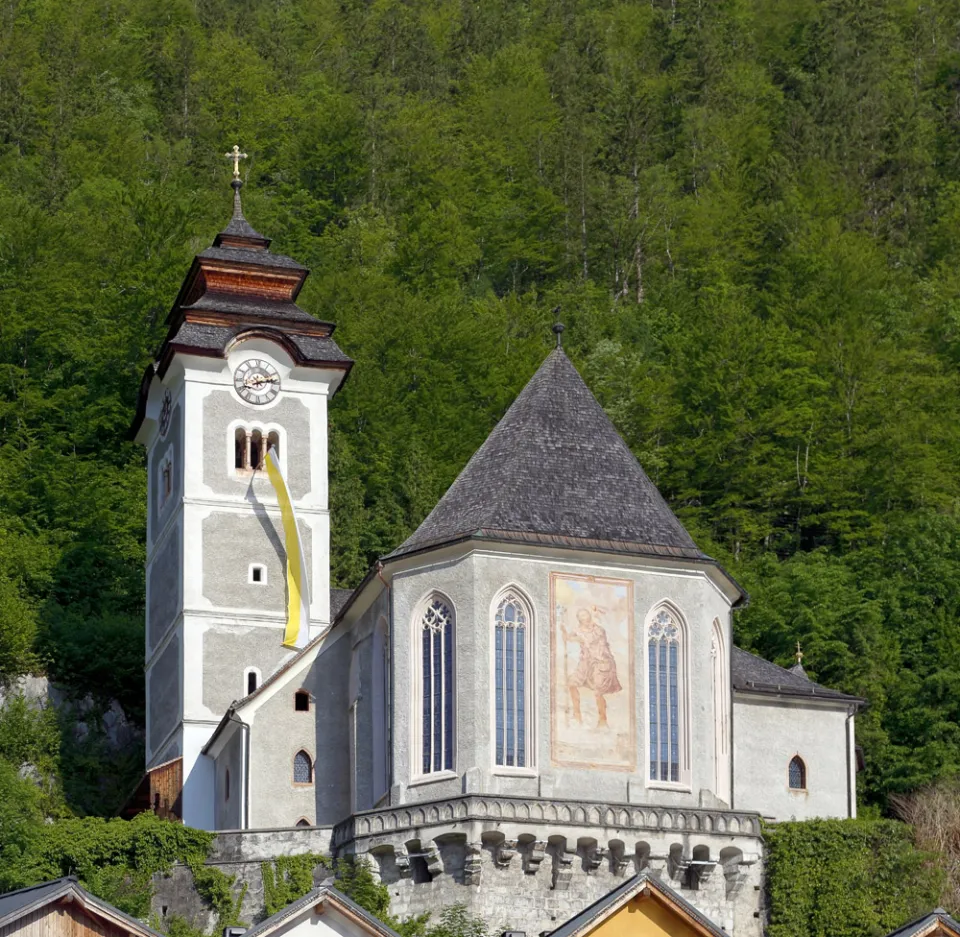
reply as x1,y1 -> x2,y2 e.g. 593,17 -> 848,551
225,768 -> 231,801
234,428 -> 246,469
418,596 -> 454,775
267,431 -> 280,458
789,755 -> 807,790
494,590 -> 531,768
648,606 -> 686,784
293,750 -> 313,784
247,671 -> 258,695
295,818 -> 311,828
294,690 -> 310,712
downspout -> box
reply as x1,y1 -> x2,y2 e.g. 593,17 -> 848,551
242,721 -> 251,830
386,566 -> 395,804
846,708 -> 855,819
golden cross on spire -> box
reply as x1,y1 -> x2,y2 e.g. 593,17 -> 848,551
224,144 -> 247,180
795,641 -> 804,665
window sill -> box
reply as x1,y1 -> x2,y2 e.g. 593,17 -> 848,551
646,780 -> 693,793
408,771 -> 458,788
492,767 -> 538,778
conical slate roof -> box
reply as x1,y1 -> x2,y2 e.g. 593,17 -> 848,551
392,348 -> 707,561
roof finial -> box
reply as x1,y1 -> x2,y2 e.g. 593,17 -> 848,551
225,144 -> 247,181
551,306 -> 565,349
795,641 -> 804,665
224,145 -> 248,221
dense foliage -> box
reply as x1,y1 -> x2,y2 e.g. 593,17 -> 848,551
765,819 -> 943,937
2,0 -> 960,815
0,812 -> 213,917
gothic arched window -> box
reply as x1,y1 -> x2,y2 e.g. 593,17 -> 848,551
648,606 -> 686,785
789,755 -> 806,790
494,589 -> 531,768
417,596 -> 454,775
293,750 -> 313,785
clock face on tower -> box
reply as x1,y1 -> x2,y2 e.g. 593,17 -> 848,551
233,359 -> 281,405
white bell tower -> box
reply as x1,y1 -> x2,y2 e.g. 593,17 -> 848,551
132,157 -> 351,828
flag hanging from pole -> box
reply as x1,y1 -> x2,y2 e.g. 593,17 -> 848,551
265,446 -> 310,649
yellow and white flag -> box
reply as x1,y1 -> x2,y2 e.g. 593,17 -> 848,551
265,446 -> 310,649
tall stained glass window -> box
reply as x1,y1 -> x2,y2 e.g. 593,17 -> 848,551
420,598 -> 454,775
494,592 -> 529,767
648,608 -> 683,783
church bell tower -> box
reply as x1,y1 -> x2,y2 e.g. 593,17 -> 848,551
131,148 -> 352,828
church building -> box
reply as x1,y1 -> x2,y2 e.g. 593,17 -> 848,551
131,165 -> 863,937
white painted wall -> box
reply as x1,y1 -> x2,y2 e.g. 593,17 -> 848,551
256,902 -> 381,937
733,694 -> 855,820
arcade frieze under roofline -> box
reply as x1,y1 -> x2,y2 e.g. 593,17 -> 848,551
331,793 -> 764,852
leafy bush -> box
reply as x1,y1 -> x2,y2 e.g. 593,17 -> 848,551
765,819 -> 943,937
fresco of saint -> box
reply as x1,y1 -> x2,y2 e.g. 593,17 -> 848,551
551,573 -> 635,770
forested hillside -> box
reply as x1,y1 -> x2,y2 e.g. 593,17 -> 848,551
2,0 -> 960,817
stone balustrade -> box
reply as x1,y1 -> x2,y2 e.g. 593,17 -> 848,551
332,793 -> 762,851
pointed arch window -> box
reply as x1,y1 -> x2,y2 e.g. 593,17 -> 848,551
417,597 -> 454,775
494,590 -> 531,768
789,755 -> 806,790
293,750 -> 313,785
648,606 -> 686,784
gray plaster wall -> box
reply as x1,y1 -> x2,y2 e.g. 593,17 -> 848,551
389,550 -> 733,810
215,728 -> 244,831
247,632 -> 352,829
202,390 -> 311,499
353,589 -> 390,812
149,404 -> 182,542
733,695 -> 853,820
148,633 -> 181,755
201,624 -> 294,717
148,524 -> 182,653
201,512 -> 312,614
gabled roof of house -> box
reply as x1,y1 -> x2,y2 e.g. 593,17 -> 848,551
731,646 -> 864,704
886,909 -> 960,937
0,877 -> 163,937
241,884 -> 401,937
390,348 -> 715,566
547,871 -> 726,937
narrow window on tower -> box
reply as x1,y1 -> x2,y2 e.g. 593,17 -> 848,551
417,595 -> 455,776
294,690 -> 310,712
158,455 -> 173,509
267,431 -> 280,458
248,564 -> 267,585
234,428 -> 246,470
244,667 -> 260,696
493,588 -> 532,769
648,605 -> 687,786
250,430 -> 263,470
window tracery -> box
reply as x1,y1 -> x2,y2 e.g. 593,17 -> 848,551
648,606 -> 685,784
494,590 -> 530,768
418,597 -> 454,775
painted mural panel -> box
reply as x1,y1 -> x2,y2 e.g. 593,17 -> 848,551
550,573 -> 635,770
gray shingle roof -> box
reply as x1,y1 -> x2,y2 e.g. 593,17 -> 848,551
732,646 -> 863,703
392,349 -> 707,561
198,245 -> 307,271
885,909 -> 960,937
547,872 -> 726,937
330,588 -> 354,618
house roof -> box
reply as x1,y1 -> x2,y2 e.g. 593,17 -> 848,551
731,646 -> 864,704
886,909 -> 960,937
0,877 -> 163,937
547,872 -> 727,937
391,349 -> 716,567
241,884 -> 401,937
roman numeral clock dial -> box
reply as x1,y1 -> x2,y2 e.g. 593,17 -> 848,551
233,359 -> 281,404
